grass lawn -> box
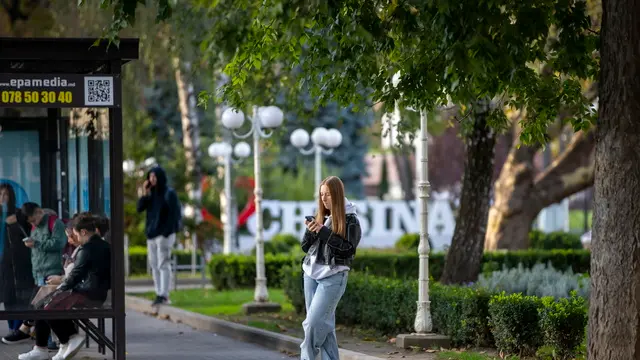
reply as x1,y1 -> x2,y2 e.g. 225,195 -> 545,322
127,272 -> 209,280
131,288 -> 298,333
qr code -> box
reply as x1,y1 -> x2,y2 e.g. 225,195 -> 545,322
84,76 -> 114,106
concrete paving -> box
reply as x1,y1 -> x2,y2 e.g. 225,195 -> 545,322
0,311 -> 294,360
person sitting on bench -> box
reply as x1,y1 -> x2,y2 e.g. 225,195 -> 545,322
19,213 -> 111,360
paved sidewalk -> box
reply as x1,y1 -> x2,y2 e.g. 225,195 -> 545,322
0,311 -> 294,360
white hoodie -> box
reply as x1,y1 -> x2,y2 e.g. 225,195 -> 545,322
302,198 -> 357,280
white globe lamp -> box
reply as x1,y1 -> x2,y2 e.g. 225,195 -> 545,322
325,129 -> 343,148
259,106 -> 284,128
143,157 -> 157,168
290,129 -> 310,148
207,143 -> 221,158
221,108 -> 246,129
122,160 -> 135,174
311,127 -> 329,147
234,142 -> 251,158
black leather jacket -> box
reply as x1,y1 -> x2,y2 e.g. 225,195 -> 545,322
59,234 -> 111,303
302,214 -> 362,267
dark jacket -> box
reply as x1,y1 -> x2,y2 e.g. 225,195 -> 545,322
302,213 -> 362,267
59,234 -> 111,303
0,209 -> 35,305
136,166 -> 182,239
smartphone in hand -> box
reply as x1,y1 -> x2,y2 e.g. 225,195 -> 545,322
305,216 -> 315,223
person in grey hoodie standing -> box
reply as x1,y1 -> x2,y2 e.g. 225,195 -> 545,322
136,166 -> 182,306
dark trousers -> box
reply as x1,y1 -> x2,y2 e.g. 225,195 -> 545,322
7,320 -> 21,330
4,303 -> 27,331
34,320 -> 77,347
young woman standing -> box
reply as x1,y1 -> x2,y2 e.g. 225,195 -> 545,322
300,176 -> 362,360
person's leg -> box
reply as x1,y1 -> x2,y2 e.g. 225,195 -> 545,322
300,272 -> 348,360
49,319 -> 85,359
147,237 -> 161,298
300,274 -> 320,360
2,308 -> 31,344
157,233 -> 176,301
17,321 -> 49,360
33,321 -> 50,348
303,274 -> 318,312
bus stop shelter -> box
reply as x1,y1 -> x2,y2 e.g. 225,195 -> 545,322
0,37 -> 139,359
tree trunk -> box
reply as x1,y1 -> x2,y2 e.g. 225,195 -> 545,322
173,57 -> 202,218
485,131 -> 595,250
440,101 -> 496,285
588,0 -> 640,357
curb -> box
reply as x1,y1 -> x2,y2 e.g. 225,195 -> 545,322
125,295 -> 384,360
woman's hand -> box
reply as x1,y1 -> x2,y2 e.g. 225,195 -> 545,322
305,220 -> 322,233
46,275 -> 63,285
5,214 -> 17,225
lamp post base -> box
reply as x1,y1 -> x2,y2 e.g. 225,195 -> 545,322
242,301 -> 282,315
395,333 -> 451,349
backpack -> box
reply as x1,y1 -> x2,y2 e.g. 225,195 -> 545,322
32,214 -> 69,233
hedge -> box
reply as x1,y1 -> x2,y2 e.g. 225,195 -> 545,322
128,246 -> 204,275
282,266 -> 587,358
529,230 -> 583,250
208,249 -> 591,290
208,254 -> 298,290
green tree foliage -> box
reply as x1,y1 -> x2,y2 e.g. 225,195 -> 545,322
94,0 -> 598,140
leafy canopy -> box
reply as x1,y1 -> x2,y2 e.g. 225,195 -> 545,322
87,0 -> 599,144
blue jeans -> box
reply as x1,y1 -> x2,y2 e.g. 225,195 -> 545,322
301,272 -> 348,360
7,320 -> 21,331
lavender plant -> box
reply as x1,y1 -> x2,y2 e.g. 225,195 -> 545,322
475,263 -> 589,299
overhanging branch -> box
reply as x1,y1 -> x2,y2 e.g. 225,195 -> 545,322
531,130 -> 596,210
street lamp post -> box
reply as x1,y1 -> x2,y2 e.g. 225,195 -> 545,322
289,127 -> 343,196
221,105 -> 283,314
208,141 -> 251,254
396,109 -> 449,348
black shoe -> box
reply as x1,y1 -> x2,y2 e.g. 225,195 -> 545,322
151,295 -> 163,306
2,330 -> 31,344
151,295 -> 170,306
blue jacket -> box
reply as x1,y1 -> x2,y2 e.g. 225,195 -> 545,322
136,166 -> 182,239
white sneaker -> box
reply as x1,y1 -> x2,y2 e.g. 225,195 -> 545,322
18,346 -> 49,360
52,343 -> 68,360
61,334 -> 85,359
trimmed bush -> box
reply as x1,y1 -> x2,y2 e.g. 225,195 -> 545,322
481,249 -> 590,275
253,233 -> 301,255
529,230 -> 583,250
208,253 -> 298,290
208,249 -> 590,289
281,269 -> 586,354
338,272 -> 417,335
431,285 -> 493,347
281,265 -> 305,314
488,293 -> 544,356
128,246 -> 203,275
539,294 -> 588,359
394,233 -> 433,252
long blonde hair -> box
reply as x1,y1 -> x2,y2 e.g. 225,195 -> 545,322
315,176 -> 346,238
